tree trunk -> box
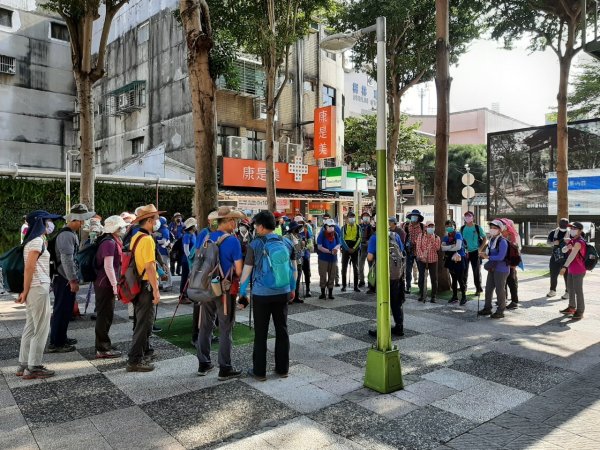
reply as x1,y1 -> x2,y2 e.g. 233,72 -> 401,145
556,53 -> 572,221
387,88 -> 401,216
265,63 -> 278,211
180,0 -> 218,222
434,0 -> 450,291
75,72 -> 95,210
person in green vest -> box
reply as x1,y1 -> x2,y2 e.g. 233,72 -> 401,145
341,212 -> 362,292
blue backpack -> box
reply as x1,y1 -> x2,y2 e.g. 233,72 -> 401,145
254,235 -> 293,291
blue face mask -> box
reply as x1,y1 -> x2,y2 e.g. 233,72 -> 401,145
446,227 -> 455,233
410,216 -> 418,223
426,227 -> 435,235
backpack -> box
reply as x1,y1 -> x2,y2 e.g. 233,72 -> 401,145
187,233 -> 232,304
117,234 -> 149,304
47,228 -> 74,278
0,239 -> 44,293
403,223 -> 424,252
583,241 -> 598,271
460,224 -> 484,249
76,235 -> 112,282
389,232 -> 406,281
504,239 -> 522,267
253,235 -> 294,291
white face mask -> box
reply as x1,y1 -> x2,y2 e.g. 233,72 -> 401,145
570,229 -> 579,237
153,220 -> 161,232
45,221 -> 55,235
349,218 -> 356,225
489,229 -> 499,237
426,227 -> 435,235
119,226 -> 127,237
559,228 -> 567,232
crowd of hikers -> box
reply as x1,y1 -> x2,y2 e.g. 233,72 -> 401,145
2,203 -> 596,381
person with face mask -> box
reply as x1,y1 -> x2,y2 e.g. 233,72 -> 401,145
403,209 -> 425,294
317,219 -> 341,299
441,220 -> 467,305
415,220 -> 440,303
154,217 -> 172,291
460,211 -> 487,294
546,218 -> 570,299
559,222 -> 587,320
358,212 -> 374,288
169,213 -> 185,276
319,213 -> 342,287
16,210 -> 63,379
340,212 -> 362,292
294,215 -> 313,298
478,219 -> 510,319
179,218 -> 197,303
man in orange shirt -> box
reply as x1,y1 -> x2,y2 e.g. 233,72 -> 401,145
127,204 -> 164,372
415,220 -> 441,303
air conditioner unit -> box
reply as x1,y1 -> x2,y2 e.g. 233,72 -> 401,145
257,140 -> 279,162
226,136 -> 249,159
284,143 -> 301,162
253,98 -> 279,121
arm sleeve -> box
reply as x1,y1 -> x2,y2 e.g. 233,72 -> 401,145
104,256 -> 118,289
58,232 -> 79,281
563,242 -> 582,268
547,230 -> 556,244
489,238 -> 508,261
442,239 -> 462,252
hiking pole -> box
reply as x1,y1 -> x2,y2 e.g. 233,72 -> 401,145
84,282 -> 93,315
168,278 -> 189,331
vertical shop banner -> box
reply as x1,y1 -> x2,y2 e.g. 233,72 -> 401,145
314,106 -> 336,159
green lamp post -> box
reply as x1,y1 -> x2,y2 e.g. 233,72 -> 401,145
320,16 -> 403,393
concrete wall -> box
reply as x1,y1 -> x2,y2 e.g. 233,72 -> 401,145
0,4 -> 76,169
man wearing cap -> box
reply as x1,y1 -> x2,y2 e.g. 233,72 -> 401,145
48,203 -> 95,353
180,218 -> 197,301
546,218 -> 571,299
95,215 -> 128,359
17,210 -> 63,379
460,211 -> 487,294
127,204 -> 164,372
197,206 -> 245,380
340,212 -> 362,292
358,212 -> 374,288
169,213 -> 185,276
403,209 -> 425,294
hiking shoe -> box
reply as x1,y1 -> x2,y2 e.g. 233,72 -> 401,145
368,329 -> 377,337
275,371 -> 289,378
22,366 -> 55,380
506,302 -> 518,310
341,286 -> 347,292
247,368 -> 267,382
96,350 -> 122,359
448,298 -> 458,304
292,299 -> 305,304
354,287 -> 361,292
47,344 -> 76,353
66,338 -> 78,345
218,368 -> 242,381
459,297 -> 467,306
15,364 -> 27,377
546,290 -> 557,297
318,292 -> 326,299
477,308 -> 492,316
561,291 -> 569,300
358,282 -> 366,288
197,364 -> 215,376
491,311 -> 505,319
391,326 -> 404,337
328,294 -> 335,300
126,361 -> 155,372
152,324 -> 162,333
430,298 -> 436,303
571,312 -> 584,321
305,291 -> 312,298
560,306 -> 576,315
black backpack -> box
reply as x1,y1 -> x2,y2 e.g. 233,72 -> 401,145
76,235 -> 112,282
504,239 -> 522,267
460,224 -> 484,248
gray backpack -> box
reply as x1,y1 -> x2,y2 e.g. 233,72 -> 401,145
187,233 -> 231,304
389,232 -> 406,281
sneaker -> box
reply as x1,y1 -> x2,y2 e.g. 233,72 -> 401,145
305,291 -> 312,298
491,311 -> 505,319
22,366 -> 55,379
126,361 -> 155,372
417,297 -> 425,303
275,371 -> 289,378
477,308 -> 492,316
368,329 -> 377,337
96,350 -> 122,359
66,338 -> 78,345
391,326 -> 404,337
405,289 -> 411,294
179,297 -> 192,305
218,368 -> 242,381
448,298 -> 458,304
319,292 -> 326,299
560,306 -> 576,315
247,368 -> 267,382
561,291 -> 569,300
571,312 -> 584,321
152,324 -> 162,333
341,286 -> 347,292
459,297 -> 467,306
354,287 -> 361,292
358,282 -> 366,288
197,364 -> 215,376
546,290 -> 557,298
15,364 -> 27,377
335,283 -> 341,287
430,298 -> 436,303
292,299 -> 305,304
47,344 -> 76,353
506,302 -> 518,310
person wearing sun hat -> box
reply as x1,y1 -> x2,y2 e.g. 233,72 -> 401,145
17,210 -> 63,379
415,220 -> 440,303
478,219 -> 510,319
179,217 -> 198,302
48,203 -> 95,354
94,215 -> 128,359
404,209 -> 425,294
559,222 -> 587,320
294,215 -> 313,297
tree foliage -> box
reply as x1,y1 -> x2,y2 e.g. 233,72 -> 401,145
414,144 -> 487,205
569,59 -> 600,119
344,114 -> 433,177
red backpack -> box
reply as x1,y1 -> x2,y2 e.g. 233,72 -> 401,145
117,235 -> 149,304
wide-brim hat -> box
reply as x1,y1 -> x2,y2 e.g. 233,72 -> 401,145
208,206 -> 246,221
324,219 -> 336,227
424,220 -> 435,227
133,204 -> 166,224
287,221 -> 303,233
184,218 -> 198,230
173,212 -> 183,219
66,203 -> 95,222
23,210 -> 63,246
406,209 -> 424,222
103,215 -> 128,234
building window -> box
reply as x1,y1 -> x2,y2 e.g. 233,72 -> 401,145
247,129 -> 266,158
0,8 -> 12,28
104,81 -> 146,116
323,85 -> 336,107
218,126 -> 239,152
0,55 -> 15,74
304,136 -> 314,152
324,50 -> 336,61
50,22 -> 69,42
138,21 -> 149,44
131,137 -> 144,155
94,148 -> 103,165
216,59 -> 265,96
303,81 -> 314,92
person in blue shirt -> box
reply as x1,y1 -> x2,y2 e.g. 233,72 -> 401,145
196,206 -> 245,381
169,213 -> 185,276
295,215 -> 314,298
239,211 -> 296,381
366,232 -> 405,337
478,219 -> 509,319
319,213 -> 342,287
441,220 -> 467,305
179,218 -> 197,302
154,216 -> 172,291
317,219 -> 341,299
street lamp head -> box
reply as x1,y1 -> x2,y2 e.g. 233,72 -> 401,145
319,32 -> 358,53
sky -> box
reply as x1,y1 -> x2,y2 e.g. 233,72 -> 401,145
400,38 -> 591,126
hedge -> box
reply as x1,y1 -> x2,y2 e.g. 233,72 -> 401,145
0,177 -> 193,253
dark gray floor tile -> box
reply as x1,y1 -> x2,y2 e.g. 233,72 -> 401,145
19,398 -> 74,429
332,304 -> 376,320
332,348 -> 368,368
268,318 -> 318,336
327,320 -> 376,343
0,337 -> 20,360
49,373 -> 117,399
11,382 -> 58,405
286,302 -> 325,314
308,399 -> 387,439
65,391 -> 134,420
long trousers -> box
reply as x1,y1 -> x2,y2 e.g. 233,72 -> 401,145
341,247 -> 359,288
567,273 -> 585,313
160,254 -> 172,290
506,267 -> 519,303
484,270 -> 509,312
465,251 -> 483,292
318,259 -> 337,289
389,279 -> 405,329
197,294 -> 234,369
294,257 -> 311,298
127,283 -> 155,364
19,284 -> 51,368
406,253 -> 417,291
358,243 -> 369,284
50,274 -> 76,347
549,257 -> 568,292
180,258 -> 190,294
252,294 -> 289,377
417,261 -> 438,299
94,284 -> 115,352
450,270 -> 466,299
170,252 -> 181,276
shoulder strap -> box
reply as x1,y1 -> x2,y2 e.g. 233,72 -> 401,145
216,233 -> 232,246
460,225 -> 465,234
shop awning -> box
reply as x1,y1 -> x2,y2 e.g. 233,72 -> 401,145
468,193 -> 487,207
